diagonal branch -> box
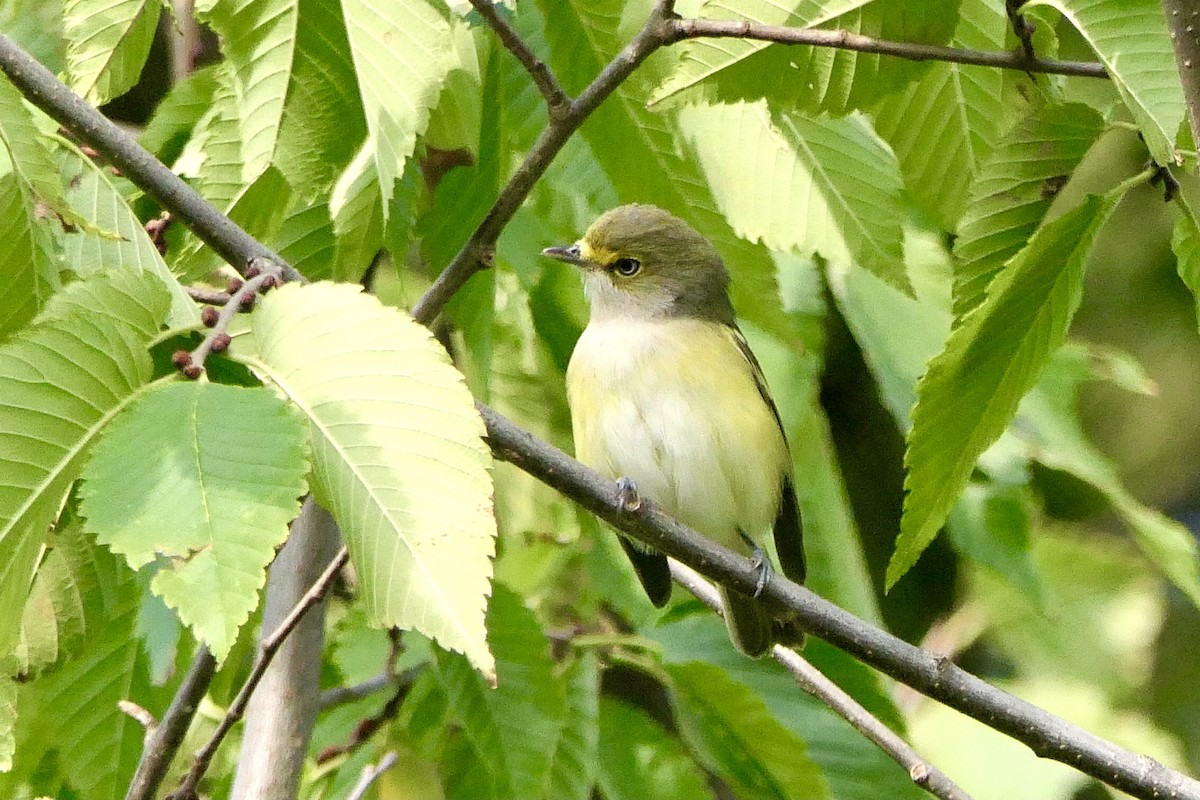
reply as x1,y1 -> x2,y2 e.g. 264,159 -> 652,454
669,562 -> 973,800
1162,0 -> 1200,152
467,0 -> 570,117
662,17 -> 1108,79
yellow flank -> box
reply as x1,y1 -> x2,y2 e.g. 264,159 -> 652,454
567,316 -> 790,554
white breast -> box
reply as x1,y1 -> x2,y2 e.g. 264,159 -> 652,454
566,318 -> 787,553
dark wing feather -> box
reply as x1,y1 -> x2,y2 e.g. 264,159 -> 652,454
618,537 -> 672,607
729,325 -> 806,584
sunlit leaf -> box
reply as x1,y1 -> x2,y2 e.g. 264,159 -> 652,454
63,0 -> 161,105
233,282 -> 496,677
80,382 -> 309,661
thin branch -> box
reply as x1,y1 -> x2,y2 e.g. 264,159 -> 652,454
186,286 -> 233,306
1004,0 -> 1038,65
125,648 -> 218,800
316,674 -> 413,765
320,672 -> 404,710
346,752 -> 399,800
479,402 -> 1200,800
663,17 -> 1109,79
0,33 -> 302,283
669,562 -> 973,800
467,0 -> 570,116
1163,0 -> 1200,153
181,259 -> 281,376
168,547 -> 349,800
409,1 -> 679,324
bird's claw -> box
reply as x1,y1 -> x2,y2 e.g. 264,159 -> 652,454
615,477 -> 641,513
738,531 -> 772,598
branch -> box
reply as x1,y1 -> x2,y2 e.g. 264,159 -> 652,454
467,0 -> 570,116
409,1 -> 679,324
124,648 -> 217,800
0,33 -> 302,282
1163,0 -> 1200,153
663,17 -> 1109,79
669,562 -> 973,800
346,752 -> 399,800
168,543 -> 349,800
479,403 -> 1200,800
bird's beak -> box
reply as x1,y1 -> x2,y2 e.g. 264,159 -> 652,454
542,243 -> 590,268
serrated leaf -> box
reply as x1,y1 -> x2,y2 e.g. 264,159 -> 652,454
434,584 -> 564,799
681,101 -> 909,293
80,382 -> 309,660
1027,0 -> 1183,165
36,269 -> 170,342
10,545 -> 147,797
56,145 -> 200,328
953,103 -> 1104,319
871,0 -> 1006,230
1173,188 -> 1200,332
0,309 -> 158,658
140,65 -> 222,163
669,661 -> 832,800
597,698 -> 715,800
63,0 -> 161,105
342,0 -> 453,217
197,0 -> 299,182
271,201 -> 337,281
892,192 -> 1121,588
330,141 -> 384,281
233,282 -> 496,676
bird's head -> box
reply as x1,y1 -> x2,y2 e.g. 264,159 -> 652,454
543,204 -> 735,324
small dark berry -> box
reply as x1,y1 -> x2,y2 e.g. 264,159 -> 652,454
200,306 -> 220,327
182,363 -> 203,379
227,277 -> 244,294
171,350 -> 193,368
259,274 -> 279,291
210,333 -> 232,353
245,264 -> 262,279
239,294 -> 257,312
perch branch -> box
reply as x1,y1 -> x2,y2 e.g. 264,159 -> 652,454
1162,0 -> 1200,153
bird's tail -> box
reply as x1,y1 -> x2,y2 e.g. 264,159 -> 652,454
720,586 -> 774,658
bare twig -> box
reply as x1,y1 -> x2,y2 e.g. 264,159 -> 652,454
180,258 -> 281,376
346,752 -> 399,800
316,674 -> 413,765
167,547 -> 349,800
669,562 -> 974,800
410,1 -> 680,324
125,648 -> 218,800
663,17 -> 1108,79
1004,0 -> 1038,65
319,670 -> 416,711
1163,0 -> 1200,153
467,0 -> 570,116
186,286 -> 233,306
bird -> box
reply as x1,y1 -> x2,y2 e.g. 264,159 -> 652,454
543,203 -> 806,657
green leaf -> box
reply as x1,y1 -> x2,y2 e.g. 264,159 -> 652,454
176,65 -> 244,211
1173,187 -> 1200,332
669,661 -> 831,800
80,382 -> 309,661
434,584 -> 565,799
196,0 -> 299,182
892,191 -> 1122,588
0,171 -> 56,339
0,669 -> 12,772
0,308 -> 157,658
1026,0 -> 1183,165
35,269 -> 170,341
1017,345 -> 1200,607
871,0 -> 1006,230
680,101 -> 909,293
140,64 -> 222,163
63,0 -> 161,106
947,482 -> 1043,601
953,103 -> 1104,319
8,543 -> 147,797
233,282 -> 496,677
545,653 -> 600,800
341,0 -> 453,218
271,200 -> 337,281
275,0 -> 368,196
56,144 -> 200,328
597,698 -> 715,800
330,141 -> 384,281
178,165 -> 292,281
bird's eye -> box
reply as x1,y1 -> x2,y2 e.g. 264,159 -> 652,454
613,257 -> 641,277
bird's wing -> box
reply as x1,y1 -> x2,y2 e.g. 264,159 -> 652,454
728,325 -> 807,584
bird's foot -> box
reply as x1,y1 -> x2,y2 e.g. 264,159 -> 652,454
738,531 -> 772,598
615,477 -> 642,513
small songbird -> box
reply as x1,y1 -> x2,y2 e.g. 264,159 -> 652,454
544,204 -> 806,657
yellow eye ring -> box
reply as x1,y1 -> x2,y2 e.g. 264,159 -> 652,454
613,257 -> 641,277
